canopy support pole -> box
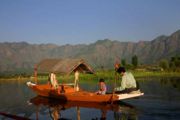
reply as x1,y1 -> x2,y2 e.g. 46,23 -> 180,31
34,64 -> 38,84
74,70 -> 79,91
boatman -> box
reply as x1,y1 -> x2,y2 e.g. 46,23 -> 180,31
115,67 -> 138,93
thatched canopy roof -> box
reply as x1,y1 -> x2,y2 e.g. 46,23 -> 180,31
37,58 -> 94,75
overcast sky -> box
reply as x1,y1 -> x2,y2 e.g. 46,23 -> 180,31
0,0 -> 180,45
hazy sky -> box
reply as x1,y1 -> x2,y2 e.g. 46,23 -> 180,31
0,0 -> 180,45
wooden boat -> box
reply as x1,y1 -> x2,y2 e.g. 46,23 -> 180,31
27,59 -> 144,103
27,82 -> 144,103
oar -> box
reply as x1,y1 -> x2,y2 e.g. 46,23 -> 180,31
111,60 -> 120,103
0,112 -> 31,120
111,71 -> 118,104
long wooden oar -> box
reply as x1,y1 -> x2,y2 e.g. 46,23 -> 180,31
0,112 -> 31,120
111,71 -> 118,104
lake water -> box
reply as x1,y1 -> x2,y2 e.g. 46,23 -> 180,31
0,77 -> 180,120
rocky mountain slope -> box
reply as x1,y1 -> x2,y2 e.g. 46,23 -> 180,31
0,30 -> 180,73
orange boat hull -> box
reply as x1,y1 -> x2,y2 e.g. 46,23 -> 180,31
27,83 -> 119,103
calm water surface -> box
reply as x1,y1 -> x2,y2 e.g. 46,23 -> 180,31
0,77 -> 180,120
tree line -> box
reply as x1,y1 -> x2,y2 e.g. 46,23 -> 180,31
120,55 -> 138,69
121,55 -> 180,72
159,56 -> 180,71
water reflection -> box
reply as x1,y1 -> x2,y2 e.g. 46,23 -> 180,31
29,96 -> 137,120
1,77 -> 180,119
160,77 -> 180,90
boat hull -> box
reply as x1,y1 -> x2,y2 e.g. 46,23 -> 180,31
27,82 -> 119,102
27,82 -> 144,102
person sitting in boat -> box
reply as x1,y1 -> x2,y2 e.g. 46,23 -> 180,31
115,67 -> 138,94
96,78 -> 107,95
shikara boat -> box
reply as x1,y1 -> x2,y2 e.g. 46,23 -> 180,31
27,82 -> 144,103
27,58 -> 144,103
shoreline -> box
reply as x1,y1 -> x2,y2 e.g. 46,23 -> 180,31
0,71 -> 180,81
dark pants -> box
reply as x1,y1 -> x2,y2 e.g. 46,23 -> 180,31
115,88 -> 137,94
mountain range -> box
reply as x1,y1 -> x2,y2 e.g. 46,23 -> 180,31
0,30 -> 180,73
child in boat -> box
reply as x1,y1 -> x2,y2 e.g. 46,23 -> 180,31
96,78 -> 107,95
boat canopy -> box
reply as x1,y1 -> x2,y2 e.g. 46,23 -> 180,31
37,58 -> 94,75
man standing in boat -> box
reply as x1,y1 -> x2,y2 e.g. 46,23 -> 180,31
115,67 -> 138,93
